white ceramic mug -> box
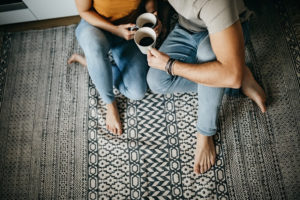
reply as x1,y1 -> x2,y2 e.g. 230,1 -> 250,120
130,13 -> 157,31
136,12 -> 157,28
134,27 -> 156,54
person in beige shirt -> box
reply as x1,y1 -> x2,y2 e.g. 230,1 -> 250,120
147,0 -> 266,174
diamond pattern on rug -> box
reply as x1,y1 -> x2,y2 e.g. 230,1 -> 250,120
85,0 -> 299,199
88,88 -> 229,199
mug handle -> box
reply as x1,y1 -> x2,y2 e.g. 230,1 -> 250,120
128,25 -> 139,31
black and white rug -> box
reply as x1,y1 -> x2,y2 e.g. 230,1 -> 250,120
0,0 -> 299,199
0,26 -> 89,199
86,1 -> 300,199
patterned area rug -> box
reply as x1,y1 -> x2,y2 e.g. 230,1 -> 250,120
87,0 -> 300,199
0,26 -> 89,199
0,0 -> 299,199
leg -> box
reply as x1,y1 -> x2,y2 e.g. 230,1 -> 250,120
240,22 -> 266,113
146,25 -> 217,174
241,66 -> 266,112
147,24 -> 200,94
67,53 -> 123,92
75,19 -> 114,104
75,20 -> 122,135
193,33 -> 220,174
193,22 -> 267,174
110,38 -> 148,100
196,32 -> 224,136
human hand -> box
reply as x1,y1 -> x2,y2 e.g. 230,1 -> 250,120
115,24 -> 136,40
147,48 -> 170,71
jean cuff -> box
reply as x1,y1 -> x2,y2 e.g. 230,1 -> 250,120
196,127 -> 217,136
102,96 -> 115,105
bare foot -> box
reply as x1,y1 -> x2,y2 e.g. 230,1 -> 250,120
194,134 -> 216,174
106,101 -> 122,135
241,66 -> 267,113
67,53 -> 87,67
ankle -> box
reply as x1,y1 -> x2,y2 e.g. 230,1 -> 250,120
106,100 -> 116,108
196,133 -> 211,141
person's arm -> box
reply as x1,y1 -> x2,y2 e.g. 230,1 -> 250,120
75,0 -> 136,40
147,21 -> 245,88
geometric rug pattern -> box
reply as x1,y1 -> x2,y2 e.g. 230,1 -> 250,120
87,0 -> 300,199
0,26 -> 89,199
0,0 -> 299,199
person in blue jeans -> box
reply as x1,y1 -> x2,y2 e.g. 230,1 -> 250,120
68,0 -> 161,135
147,0 -> 266,174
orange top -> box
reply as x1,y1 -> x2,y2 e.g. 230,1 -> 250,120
93,0 -> 141,22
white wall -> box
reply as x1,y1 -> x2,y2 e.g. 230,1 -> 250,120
23,0 -> 78,20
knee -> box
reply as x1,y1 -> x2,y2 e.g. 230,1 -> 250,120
197,49 -> 216,63
147,69 -> 169,94
146,72 -> 160,93
75,26 -> 109,55
126,86 -> 147,100
196,38 -> 216,63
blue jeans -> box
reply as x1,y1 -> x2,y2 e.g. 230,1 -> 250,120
75,19 -> 149,104
147,22 -> 249,136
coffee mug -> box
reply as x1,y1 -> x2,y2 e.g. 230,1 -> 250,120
130,12 -> 157,31
136,13 -> 157,28
134,27 -> 156,54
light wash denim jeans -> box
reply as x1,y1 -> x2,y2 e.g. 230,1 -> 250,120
75,19 -> 149,104
147,22 -> 249,136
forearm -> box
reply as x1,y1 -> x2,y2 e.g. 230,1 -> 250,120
79,10 -> 118,34
172,60 -> 242,88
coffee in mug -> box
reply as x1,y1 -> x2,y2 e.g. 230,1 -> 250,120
139,37 -> 154,46
134,27 -> 156,54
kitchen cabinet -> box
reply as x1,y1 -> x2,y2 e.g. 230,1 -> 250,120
0,0 -> 78,25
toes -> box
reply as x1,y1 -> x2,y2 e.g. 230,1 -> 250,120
116,124 -> 122,135
117,128 -> 122,135
210,158 -> 215,166
207,161 -> 211,172
107,125 -> 116,135
210,155 -> 216,166
260,104 -> 267,113
202,163 -> 207,174
67,55 -> 75,64
194,164 -> 200,174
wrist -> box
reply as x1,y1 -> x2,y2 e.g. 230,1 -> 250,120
165,58 -> 176,76
172,61 -> 177,76
111,25 -> 119,34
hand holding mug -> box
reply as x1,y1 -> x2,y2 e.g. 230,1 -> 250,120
115,23 -> 136,40
147,48 -> 170,71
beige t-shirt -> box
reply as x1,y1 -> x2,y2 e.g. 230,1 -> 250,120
168,0 -> 252,34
